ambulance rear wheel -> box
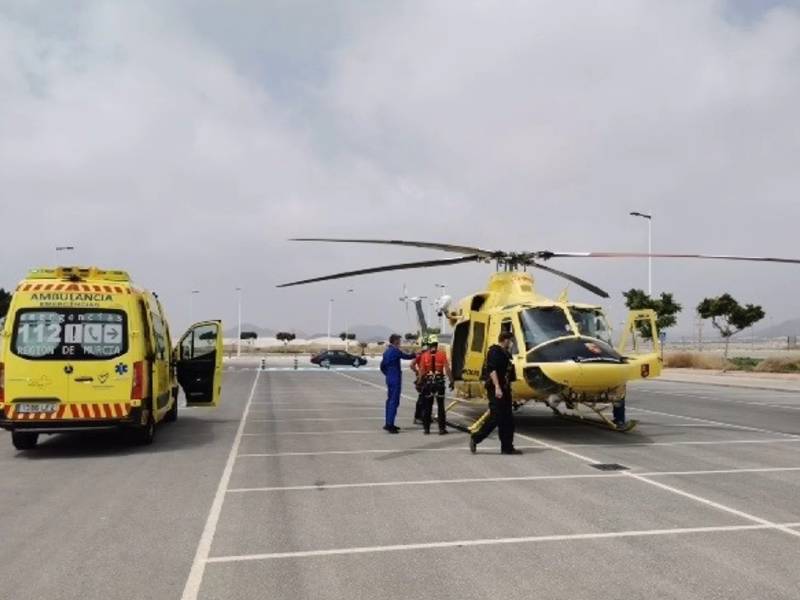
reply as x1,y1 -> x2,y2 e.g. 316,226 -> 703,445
165,396 -> 178,423
12,432 -> 39,450
133,410 -> 156,445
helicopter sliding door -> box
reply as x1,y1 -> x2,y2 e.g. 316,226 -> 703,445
451,321 -> 469,380
463,314 -> 488,381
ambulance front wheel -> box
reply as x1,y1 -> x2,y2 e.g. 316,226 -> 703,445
12,431 -> 39,451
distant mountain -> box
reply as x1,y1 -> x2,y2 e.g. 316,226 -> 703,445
223,323 -> 394,341
752,318 -> 800,338
350,324 -> 394,342
223,323 -> 280,338
311,325 -> 394,342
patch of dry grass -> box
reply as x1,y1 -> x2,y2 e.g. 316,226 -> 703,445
664,352 -> 728,370
754,357 -> 800,373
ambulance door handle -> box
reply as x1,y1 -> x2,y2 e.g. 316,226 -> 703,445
74,376 -> 94,383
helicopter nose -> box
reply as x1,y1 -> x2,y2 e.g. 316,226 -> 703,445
533,362 -> 635,392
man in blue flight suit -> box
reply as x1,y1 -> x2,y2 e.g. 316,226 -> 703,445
380,333 -> 417,433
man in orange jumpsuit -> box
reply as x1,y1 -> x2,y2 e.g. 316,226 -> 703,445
415,334 -> 454,435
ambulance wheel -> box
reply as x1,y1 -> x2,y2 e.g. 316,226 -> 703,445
133,410 -> 156,445
165,397 -> 178,423
12,431 -> 39,450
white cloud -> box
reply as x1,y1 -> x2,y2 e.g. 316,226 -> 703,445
1,1 -> 800,336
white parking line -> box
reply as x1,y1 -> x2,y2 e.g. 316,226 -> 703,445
225,465 -> 800,494
238,444 -> 541,458
338,372 -> 800,542
514,431 -> 800,540
248,407 -> 384,412
241,430 -> 383,437
227,472 -> 623,493
181,369 -> 261,600
205,522 -> 800,563
629,406 -> 800,439
248,417 -> 385,422
642,388 -> 800,411
568,437 -> 800,448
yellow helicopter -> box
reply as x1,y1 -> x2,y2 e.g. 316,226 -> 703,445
278,239 -> 800,432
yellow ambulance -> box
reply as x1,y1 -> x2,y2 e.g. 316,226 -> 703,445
0,266 -> 223,450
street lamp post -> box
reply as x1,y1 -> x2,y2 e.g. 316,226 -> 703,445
629,211 -> 653,295
327,299 -> 334,351
235,287 -> 243,359
189,290 -> 200,325
343,289 -> 354,352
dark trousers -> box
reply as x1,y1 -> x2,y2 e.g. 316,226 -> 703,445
472,387 -> 515,452
421,378 -> 446,432
414,387 -> 424,421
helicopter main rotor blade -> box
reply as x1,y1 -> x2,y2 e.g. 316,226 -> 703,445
528,262 -> 610,298
290,238 -> 499,258
536,251 -> 800,264
276,255 -> 482,288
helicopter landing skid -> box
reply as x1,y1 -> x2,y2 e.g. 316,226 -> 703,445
544,399 -> 638,432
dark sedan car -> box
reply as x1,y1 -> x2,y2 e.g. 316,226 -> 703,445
310,350 -> 368,368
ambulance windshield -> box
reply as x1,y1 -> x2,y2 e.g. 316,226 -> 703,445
12,309 -> 128,360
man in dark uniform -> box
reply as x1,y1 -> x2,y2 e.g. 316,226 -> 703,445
380,334 -> 417,433
470,331 -> 522,455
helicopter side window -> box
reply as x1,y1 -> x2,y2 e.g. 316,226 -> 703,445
470,321 -> 485,353
500,318 -> 519,355
569,308 -> 613,345
520,307 -> 573,349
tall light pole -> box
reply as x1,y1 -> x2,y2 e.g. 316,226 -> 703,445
434,283 -> 447,334
343,289 -> 354,352
629,211 -> 653,295
189,290 -> 200,325
327,298 -> 334,351
235,287 -> 243,358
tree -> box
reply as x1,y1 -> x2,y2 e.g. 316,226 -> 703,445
275,332 -> 296,345
404,332 -> 419,342
358,341 -> 369,356
338,332 -> 356,341
622,289 -> 682,340
240,331 -> 258,341
0,288 -> 11,319
697,294 -> 765,360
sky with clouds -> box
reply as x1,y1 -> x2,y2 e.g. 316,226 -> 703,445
1,0 -> 799,338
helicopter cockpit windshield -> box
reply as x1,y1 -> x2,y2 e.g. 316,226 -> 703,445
569,308 -> 613,345
520,307 -> 573,349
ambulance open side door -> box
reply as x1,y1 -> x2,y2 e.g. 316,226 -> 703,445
175,320 -> 223,407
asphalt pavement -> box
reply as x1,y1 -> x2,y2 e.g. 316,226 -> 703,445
2,361 -> 800,599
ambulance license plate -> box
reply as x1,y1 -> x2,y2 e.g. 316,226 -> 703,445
16,403 -> 58,414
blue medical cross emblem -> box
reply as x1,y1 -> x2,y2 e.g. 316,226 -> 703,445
115,363 -> 129,376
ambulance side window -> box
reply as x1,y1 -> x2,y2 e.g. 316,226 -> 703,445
138,300 -> 154,357
182,325 -> 217,361
150,312 -> 167,360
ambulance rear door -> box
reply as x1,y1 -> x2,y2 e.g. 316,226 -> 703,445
3,308 -> 72,417
175,321 -> 223,407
